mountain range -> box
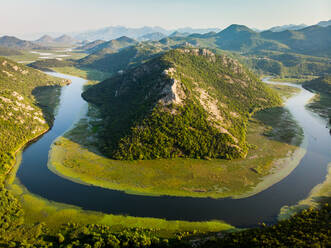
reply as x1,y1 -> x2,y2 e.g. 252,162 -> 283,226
0,36 -> 43,50
35,35 -> 77,46
267,24 -> 308,32
73,26 -> 221,41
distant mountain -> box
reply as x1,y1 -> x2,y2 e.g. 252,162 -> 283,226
74,26 -> 168,41
317,20 -> 331,27
83,36 -> 138,54
0,36 -> 43,50
54,35 -> 76,45
175,27 -> 221,34
35,35 -> 55,45
214,24 -> 289,52
75,40 -> 106,52
35,34 -> 77,47
169,31 -> 191,38
78,42 -> 161,72
82,48 -> 281,160
138,32 -> 166,41
150,24 -> 331,57
73,26 -> 222,41
267,24 -> 307,32
260,25 -> 331,57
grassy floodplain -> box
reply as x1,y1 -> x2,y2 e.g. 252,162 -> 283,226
3,49 -> 87,64
6,168 -> 233,237
49,81 -> 304,198
268,75 -> 318,84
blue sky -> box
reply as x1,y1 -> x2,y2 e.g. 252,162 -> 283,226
1,0 -> 330,35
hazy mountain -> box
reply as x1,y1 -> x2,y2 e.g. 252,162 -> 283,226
260,25 -> 331,56
169,31 -> 191,37
151,24 -> 331,57
317,20 -> 331,27
78,42 -> 162,72
0,36 -> 43,50
175,27 -> 221,34
75,40 -> 106,52
83,36 -> 138,54
267,24 -> 308,32
82,48 -> 281,160
138,32 -> 166,41
35,35 -> 55,45
54,35 -> 77,45
34,34 -> 77,47
74,26 -> 168,41
73,26 -> 222,41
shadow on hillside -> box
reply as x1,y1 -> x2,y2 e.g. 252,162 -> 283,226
252,106 -> 303,146
32,85 -> 62,126
78,66 -> 112,82
314,196 -> 331,205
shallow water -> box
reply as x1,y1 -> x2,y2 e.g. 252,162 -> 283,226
15,74 -> 331,227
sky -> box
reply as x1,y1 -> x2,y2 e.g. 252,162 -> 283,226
1,0 -> 330,36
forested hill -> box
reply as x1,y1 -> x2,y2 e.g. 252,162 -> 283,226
303,75 -> 331,121
82,48 -> 281,160
0,57 -> 68,174
303,75 -> 331,95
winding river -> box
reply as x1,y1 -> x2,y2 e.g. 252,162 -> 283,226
13,73 -> 331,227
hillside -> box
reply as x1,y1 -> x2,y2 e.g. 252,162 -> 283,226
54,34 -> 76,45
34,35 -> 55,45
303,75 -> 331,95
260,25 -> 331,57
242,51 -> 331,78
82,48 -> 281,160
75,39 -> 106,52
303,76 -> 331,120
78,42 -> 164,73
317,19 -> 331,27
0,56 -> 69,174
138,32 -> 166,41
34,34 -> 76,47
0,46 -> 23,56
214,24 -> 289,52
152,24 -> 331,57
0,36 -> 43,50
83,36 -> 137,54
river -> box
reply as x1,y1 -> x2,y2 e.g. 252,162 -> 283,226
14,73 -> 331,227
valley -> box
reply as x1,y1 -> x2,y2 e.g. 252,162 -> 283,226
0,10 -> 330,247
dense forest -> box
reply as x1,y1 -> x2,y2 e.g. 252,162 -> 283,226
0,56 -> 67,174
303,75 -> 331,121
82,48 -> 281,160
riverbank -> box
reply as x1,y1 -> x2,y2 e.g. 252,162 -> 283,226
48,98 -> 305,199
7,173 -> 234,237
278,163 -> 331,221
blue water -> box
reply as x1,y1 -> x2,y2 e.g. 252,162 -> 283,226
14,74 -> 331,227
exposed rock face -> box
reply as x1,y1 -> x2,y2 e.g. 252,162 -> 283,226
160,68 -> 185,105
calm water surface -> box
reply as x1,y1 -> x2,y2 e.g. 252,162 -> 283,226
14,74 -> 331,227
